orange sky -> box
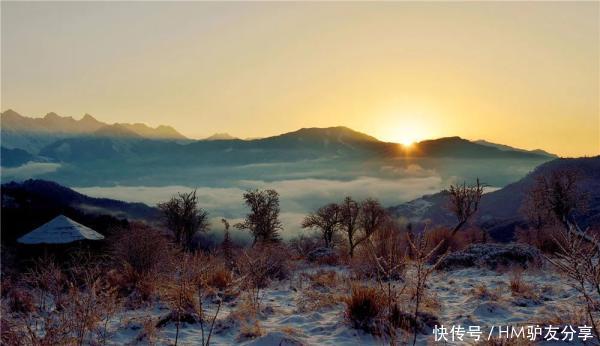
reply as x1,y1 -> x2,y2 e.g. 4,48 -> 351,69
2,2 -> 598,157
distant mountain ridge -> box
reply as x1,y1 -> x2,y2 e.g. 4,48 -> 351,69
1,109 -> 188,152
1,111 -> 556,188
474,140 -> 557,158
203,133 -> 239,141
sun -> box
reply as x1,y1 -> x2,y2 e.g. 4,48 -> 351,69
399,137 -> 416,147
396,133 -> 421,147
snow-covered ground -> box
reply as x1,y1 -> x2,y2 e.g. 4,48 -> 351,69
104,265 -> 584,345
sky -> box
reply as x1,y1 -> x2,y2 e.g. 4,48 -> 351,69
2,1 -> 598,157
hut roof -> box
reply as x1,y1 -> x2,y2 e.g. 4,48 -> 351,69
17,215 -> 104,244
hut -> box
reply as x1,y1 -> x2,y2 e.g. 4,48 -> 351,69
17,215 -> 104,244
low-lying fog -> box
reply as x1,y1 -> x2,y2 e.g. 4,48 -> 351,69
74,175 -> 444,239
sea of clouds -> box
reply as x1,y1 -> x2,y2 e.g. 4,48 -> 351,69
75,174 -> 444,238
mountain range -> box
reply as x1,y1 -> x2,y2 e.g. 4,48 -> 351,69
1,110 -> 596,243
1,110 -> 556,187
1,109 -> 188,153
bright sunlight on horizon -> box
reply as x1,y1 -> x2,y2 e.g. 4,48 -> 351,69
2,2 -> 598,157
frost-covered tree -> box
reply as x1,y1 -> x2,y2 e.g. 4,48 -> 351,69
447,178 -> 484,236
235,189 -> 282,244
158,190 -> 210,250
302,203 -> 341,248
339,196 -> 361,258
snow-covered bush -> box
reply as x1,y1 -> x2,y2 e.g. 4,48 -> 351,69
437,243 -> 541,270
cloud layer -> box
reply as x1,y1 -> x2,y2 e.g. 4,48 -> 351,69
75,173 -> 443,238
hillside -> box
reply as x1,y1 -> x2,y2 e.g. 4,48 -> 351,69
1,179 -> 160,244
389,156 -> 600,241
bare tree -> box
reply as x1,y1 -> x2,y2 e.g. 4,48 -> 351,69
407,230 -> 447,346
523,170 -> 594,243
302,203 -> 341,248
545,229 -> 600,339
235,189 -> 282,244
447,178 -> 484,236
158,190 -> 210,250
525,169 -> 599,338
359,198 -> 388,243
339,197 -> 362,258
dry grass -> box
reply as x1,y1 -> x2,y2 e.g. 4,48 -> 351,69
136,318 -> 159,345
297,289 -> 344,313
278,326 -> 303,338
306,270 -> 339,289
3,257 -> 122,346
472,283 -> 501,301
237,320 -> 263,341
344,283 -> 384,333
229,294 -> 260,322
206,264 -> 233,290
508,268 -> 535,298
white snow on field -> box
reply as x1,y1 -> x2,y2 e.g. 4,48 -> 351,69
101,265 -> 582,346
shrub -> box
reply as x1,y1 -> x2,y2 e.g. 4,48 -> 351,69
344,284 -> 383,333
438,243 -> 541,270
109,223 -> 176,301
7,288 -> 35,314
515,226 -> 561,254
110,222 -> 175,276
307,247 -> 340,265
423,227 -> 476,262
237,243 -> 290,312
207,264 -> 233,290
352,222 -> 406,280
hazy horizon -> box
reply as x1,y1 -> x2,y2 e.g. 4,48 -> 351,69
2,2 -> 598,157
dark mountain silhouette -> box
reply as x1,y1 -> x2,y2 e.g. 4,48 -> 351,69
38,127 -> 551,164
409,137 -> 553,159
389,156 -> 600,242
0,147 -> 36,167
474,140 -> 557,158
2,179 -> 160,223
1,179 -> 161,246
